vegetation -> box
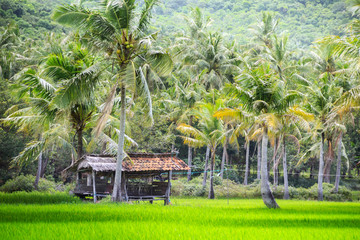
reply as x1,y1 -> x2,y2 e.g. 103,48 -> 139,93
0,198 -> 359,239
1,0 -> 360,209
0,191 -> 80,204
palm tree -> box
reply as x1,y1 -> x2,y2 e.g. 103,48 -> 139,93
4,42 -> 103,188
53,0 -> 172,201
164,78 -> 203,181
177,100 -> 225,199
223,62 -> 294,208
249,12 -> 279,49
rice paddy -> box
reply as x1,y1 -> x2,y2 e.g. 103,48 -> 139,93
1,198 -> 359,240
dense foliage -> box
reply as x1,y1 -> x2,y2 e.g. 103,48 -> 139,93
1,0 -> 360,206
155,0 -> 354,47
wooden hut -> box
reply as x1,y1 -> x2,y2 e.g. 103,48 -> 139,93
64,152 -> 189,204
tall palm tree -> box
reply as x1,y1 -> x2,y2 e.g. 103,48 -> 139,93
53,0 -> 172,201
223,62 -> 296,208
249,12 -> 279,49
177,100 -> 225,199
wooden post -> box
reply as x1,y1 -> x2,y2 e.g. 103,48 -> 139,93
92,170 -> 97,203
76,172 -> 80,184
165,170 -> 172,205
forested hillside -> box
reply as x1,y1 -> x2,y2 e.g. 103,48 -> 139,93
0,0 -> 354,46
154,0 -> 353,47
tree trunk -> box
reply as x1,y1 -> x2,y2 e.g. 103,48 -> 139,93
34,151 -> 43,190
334,132 -> 343,193
208,149 -> 215,199
244,141 -> 250,185
77,128 -> 83,159
202,145 -> 210,187
112,85 -> 126,202
318,132 -> 325,201
310,163 -> 314,179
187,116 -> 193,181
220,143 -> 227,179
273,139 -> 277,188
40,156 -> 48,178
323,140 -> 334,183
261,130 -> 279,208
283,139 -> 289,199
257,141 -> 261,179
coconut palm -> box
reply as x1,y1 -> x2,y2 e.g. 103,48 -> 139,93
53,0 -> 173,201
249,12 -> 279,49
4,42 -> 104,188
227,61 -> 304,208
177,100 -> 226,199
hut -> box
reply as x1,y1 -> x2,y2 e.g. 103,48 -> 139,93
64,152 -> 190,204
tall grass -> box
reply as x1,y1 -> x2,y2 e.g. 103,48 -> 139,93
0,192 -> 81,204
0,198 -> 359,239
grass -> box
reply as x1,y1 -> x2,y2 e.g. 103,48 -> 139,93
1,197 -> 360,239
0,192 -> 81,204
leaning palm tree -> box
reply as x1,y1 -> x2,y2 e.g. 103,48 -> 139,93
53,0 -> 172,201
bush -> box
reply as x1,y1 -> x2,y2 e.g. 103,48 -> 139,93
171,176 -> 353,202
0,191 -> 81,204
0,175 -> 56,193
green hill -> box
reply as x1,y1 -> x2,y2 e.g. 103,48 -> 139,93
0,0 -> 354,47
154,0 -> 354,47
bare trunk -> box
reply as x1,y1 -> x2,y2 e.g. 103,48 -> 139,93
244,141 -> 250,185
261,130 -> 279,208
318,132 -> 325,201
208,149 -> 215,199
334,132 -> 343,193
187,116 -> 193,181
273,139 -> 277,188
202,145 -> 210,187
220,143 -> 227,179
34,151 -> 42,190
77,128 -> 83,159
257,141 -> 261,179
112,85 -> 126,202
324,140 -> 334,183
40,156 -> 48,178
283,139 -> 289,199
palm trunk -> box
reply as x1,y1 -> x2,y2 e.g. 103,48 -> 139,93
40,156 -> 48,178
324,140 -> 334,183
187,116 -> 193,181
202,145 -> 210,187
220,143 -> 227,179
257,141 -> 261,179
112,85 -> 126,202
261,129 -> 279,209
208,149 -> 215,199
283,139 -> 289,199
244,141 -> 250,185
34,151 -> 43,190
77,128 -> 83,159
318,132 -> 325,201
334,132 -> 343,193
273,139 -> 277,188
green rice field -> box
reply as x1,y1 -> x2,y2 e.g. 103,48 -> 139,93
1,198 -> 359,240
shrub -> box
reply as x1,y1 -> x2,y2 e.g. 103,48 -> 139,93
171,176 -> 353,202
0,175 -> 56,193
